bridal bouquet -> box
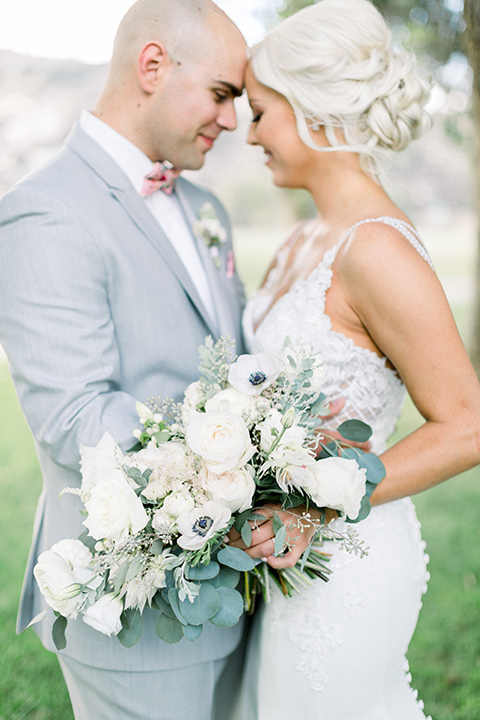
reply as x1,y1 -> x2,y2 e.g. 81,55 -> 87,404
33,337 -> 384,650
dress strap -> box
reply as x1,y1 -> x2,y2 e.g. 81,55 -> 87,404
330,216 -> 435,271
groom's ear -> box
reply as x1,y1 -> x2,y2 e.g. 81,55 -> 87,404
137,42 -> 171,93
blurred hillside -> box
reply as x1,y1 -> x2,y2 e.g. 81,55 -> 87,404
0,49 -> 476,304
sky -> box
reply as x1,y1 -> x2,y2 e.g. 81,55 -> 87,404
0,0 -> 274,64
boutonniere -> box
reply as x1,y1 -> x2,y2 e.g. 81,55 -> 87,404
193,202 -> 227,269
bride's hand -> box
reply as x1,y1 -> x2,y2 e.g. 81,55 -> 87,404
228,504 -> 337,569
313,397 -> 372,453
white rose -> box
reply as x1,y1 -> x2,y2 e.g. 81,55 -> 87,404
203,466 -> 256,513
176,500 -> 232,551
205,388 -> 257,417
162,491 -> 196,519
228,353 -> 279,396
33,539 -> 99,619
181,380 -> 204,424
83,474 -> 149,545
80,432 -> 125,495
82,593 -> 123,636
258,409 -> 306,453
186,410 -> 255,473
311,457 -> 367,520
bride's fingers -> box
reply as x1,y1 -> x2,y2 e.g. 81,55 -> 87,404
243,538 -> 276,560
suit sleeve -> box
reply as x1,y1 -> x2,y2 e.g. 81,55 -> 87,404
0,186 -> 139,471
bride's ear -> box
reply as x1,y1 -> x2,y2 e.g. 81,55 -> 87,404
137,42 -> 170,93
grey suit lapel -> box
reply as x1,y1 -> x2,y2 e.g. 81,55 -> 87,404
175,181 -> 237,341
67,125 -> 219,337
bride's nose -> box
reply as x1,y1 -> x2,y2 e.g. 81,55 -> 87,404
247,124 -> 257,145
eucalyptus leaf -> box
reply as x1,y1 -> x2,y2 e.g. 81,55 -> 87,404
209,587 -> 244,627
179,582 -> 221,625
187,561 -> 220,581
152,593 -> 176,619
182,623 -> 204,642
118,609 -> 144,647
150,539 -> 164,555
217,545 -> 256,571
216,565 -> 241,589
125,555 -> 144,582
114,560 -> 129,594
355,451 -> 386,487
234,509 -> 252,532
155,614 -> 184,644
337,419 -> 372,443
52,615 -> 67,651
272,513 -> 284,535
167,588 -> 188,625
274,524 -> 287,557
347,494 -> 371,524
240,521 -> 252,547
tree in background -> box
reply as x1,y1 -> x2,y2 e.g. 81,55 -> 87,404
464,0 -> 480,373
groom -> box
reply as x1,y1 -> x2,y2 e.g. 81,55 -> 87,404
0,1 -> 246,718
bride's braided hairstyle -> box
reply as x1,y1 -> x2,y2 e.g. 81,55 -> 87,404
249,0 -> 432,177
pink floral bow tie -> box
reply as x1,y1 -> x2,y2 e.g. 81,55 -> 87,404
141,161 -> 180,197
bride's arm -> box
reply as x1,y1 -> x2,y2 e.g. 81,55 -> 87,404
338,222 -> 480,505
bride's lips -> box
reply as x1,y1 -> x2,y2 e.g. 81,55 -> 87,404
264,151 -> 273,164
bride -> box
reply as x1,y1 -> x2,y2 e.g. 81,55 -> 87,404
231,1 -> 480,717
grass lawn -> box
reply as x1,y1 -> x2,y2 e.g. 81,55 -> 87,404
1,217 -> 479,718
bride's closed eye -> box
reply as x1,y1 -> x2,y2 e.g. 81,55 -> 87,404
251,112 -> 263,123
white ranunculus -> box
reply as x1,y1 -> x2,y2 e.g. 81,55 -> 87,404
82,593 -> 123,636
33,539 -> 99,619
176,501 -> 232,551
186,410 -> 255,473
203,466 -> 256,513
162,491 -> 196,519
152,509 -> 176,536
83,474 -> 149,545
79,432 -> 125,495
258,409 -> 306,453
228,353 -> 279,396
311,457 -> 367,520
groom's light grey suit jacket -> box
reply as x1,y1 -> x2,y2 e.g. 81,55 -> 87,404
0,125 -> 246,671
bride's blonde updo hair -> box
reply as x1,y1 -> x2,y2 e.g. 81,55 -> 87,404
249,0 -> 432,176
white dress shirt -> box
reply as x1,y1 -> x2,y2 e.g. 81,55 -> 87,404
79,110 -> 217,325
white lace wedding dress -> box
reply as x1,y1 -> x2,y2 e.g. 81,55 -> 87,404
240,217 -> 432,720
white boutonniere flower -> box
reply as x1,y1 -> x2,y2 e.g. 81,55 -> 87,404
193,202 -> 227,269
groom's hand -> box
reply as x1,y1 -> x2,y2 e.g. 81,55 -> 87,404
228,504 -> 337,569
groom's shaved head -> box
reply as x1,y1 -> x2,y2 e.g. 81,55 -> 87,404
109,0 -> 242,82
94,0 -> 245,168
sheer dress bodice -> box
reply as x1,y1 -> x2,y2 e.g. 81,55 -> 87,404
243,216 -> 434,454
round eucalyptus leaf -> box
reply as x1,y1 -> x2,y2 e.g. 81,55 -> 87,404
155,614 -> 184,644
168,588 -> 188,625
179,582 -> 221,625
118,609 -> 144,648
183,623 -> 204,642
187,561 -> 220,580
217,545 -> 256,571
209,587 -> 244,628
337,419 -> 372,442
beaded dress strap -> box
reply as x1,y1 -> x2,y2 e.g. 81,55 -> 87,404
330,216 -> 435,271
